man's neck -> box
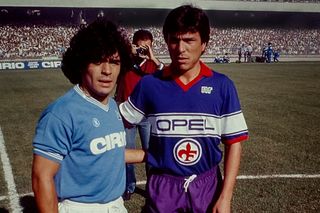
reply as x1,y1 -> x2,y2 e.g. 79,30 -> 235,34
176,62 -> 201,85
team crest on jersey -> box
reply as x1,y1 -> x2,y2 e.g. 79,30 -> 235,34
201,86 -> 213,94
92,118 -> 100,127
173,138 -> 202,166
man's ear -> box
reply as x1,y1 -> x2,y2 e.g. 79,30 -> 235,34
201,42 -> 207,54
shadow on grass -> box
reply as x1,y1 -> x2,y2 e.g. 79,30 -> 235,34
20,195 -> 38,213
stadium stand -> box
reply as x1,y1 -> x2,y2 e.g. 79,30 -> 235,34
0,5 -> 319,61
0,24 -> 319,59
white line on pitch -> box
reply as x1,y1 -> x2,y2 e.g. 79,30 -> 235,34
137,173 -> 320,185
0,173 -> 320,202
237,174 -> 320,179
0,126 -> 22,212
137,180 -> 147,185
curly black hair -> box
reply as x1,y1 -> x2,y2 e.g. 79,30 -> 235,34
61,18 -> 133,84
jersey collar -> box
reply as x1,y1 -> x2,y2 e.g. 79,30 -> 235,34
162,61 -> 213,91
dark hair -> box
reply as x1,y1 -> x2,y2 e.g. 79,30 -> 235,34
163,5 -> 210,44
132,29 -> 153,45
61,19 -> 132,84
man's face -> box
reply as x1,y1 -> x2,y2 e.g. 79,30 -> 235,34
81,52 -> 121,104
167,31 -> 206,73
136,39 -> 152,48
134,39 -> 152,57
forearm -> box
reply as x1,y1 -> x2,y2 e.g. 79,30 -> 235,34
212,142 -> 242,212
150,56 -> 162,67
220,142 -> 242,201
125,148 -> 146,163
32,173 -> 58,213
32,155 -> 60,213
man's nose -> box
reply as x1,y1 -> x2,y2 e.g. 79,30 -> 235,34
101,62 -> 112,74
177,41 -> 186,53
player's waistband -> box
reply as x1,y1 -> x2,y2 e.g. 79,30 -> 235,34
149,165 -> 221,184
59,196 -> 123,208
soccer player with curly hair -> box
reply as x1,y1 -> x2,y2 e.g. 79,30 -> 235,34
32,19 -> 132,213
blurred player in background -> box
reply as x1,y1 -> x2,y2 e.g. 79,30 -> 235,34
115,29 -> 164,200
32,19 -> 132,213
238,43 -> 245,63
246,43 -> 253,63
123,4 -> 249,213
266,42 -> 274,63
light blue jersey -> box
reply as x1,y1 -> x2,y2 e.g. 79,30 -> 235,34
33,85 -> 126,203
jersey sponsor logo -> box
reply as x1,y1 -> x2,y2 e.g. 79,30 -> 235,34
150,114 -> 219,136
156,118 -> 215,131
201,86 -> 213,94
90,131 -> 126,155
173,138 -> 202,166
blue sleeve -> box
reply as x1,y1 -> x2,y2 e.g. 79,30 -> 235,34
220,77 -> 248,144
128,76 -> 148,115
221,77 -> 242,115
33,111 -> 72,163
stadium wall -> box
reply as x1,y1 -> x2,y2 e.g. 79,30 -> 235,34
0,58 -> 61,70
1,55 -> 319,71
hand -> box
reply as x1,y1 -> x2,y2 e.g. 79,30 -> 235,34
133,44 -> 150,59
212,197 -> 231,213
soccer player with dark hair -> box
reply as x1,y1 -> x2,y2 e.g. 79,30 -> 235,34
123,5 -> 248,212
32,19 -> 132,212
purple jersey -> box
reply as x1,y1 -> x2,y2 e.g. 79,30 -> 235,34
120,62 -> 248,176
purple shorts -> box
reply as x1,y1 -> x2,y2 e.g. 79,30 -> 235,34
144,166 -> 222,213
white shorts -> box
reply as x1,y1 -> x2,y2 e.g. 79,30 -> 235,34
58,196 -> 127,213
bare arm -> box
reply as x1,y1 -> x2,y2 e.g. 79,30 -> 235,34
213,142 -> 242,213
125,148 -> 146,164
32,154 -> 60,213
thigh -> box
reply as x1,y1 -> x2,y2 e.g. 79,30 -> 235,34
145,174 -> 188,213
189,168 -> 222,213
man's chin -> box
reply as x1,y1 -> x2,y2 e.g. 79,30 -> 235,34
177,64 -> 190,72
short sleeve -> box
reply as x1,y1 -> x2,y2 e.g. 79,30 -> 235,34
33,111 -> 72,163
220,78 -> 248,144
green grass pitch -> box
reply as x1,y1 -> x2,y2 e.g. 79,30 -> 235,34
0,62 -> 319,212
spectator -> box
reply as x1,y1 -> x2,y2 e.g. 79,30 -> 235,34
115,29 -> 164,201
0,24 -> 319,59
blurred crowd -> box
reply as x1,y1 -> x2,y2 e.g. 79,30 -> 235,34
0,24 -> 77,59
0,24 -> 319,59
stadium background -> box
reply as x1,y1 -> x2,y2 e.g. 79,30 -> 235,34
1,0 -> 320,70
0,1 -> 320,213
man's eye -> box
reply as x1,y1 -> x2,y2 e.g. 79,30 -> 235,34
110,60 -> 121,65
170,38 -> 179,44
